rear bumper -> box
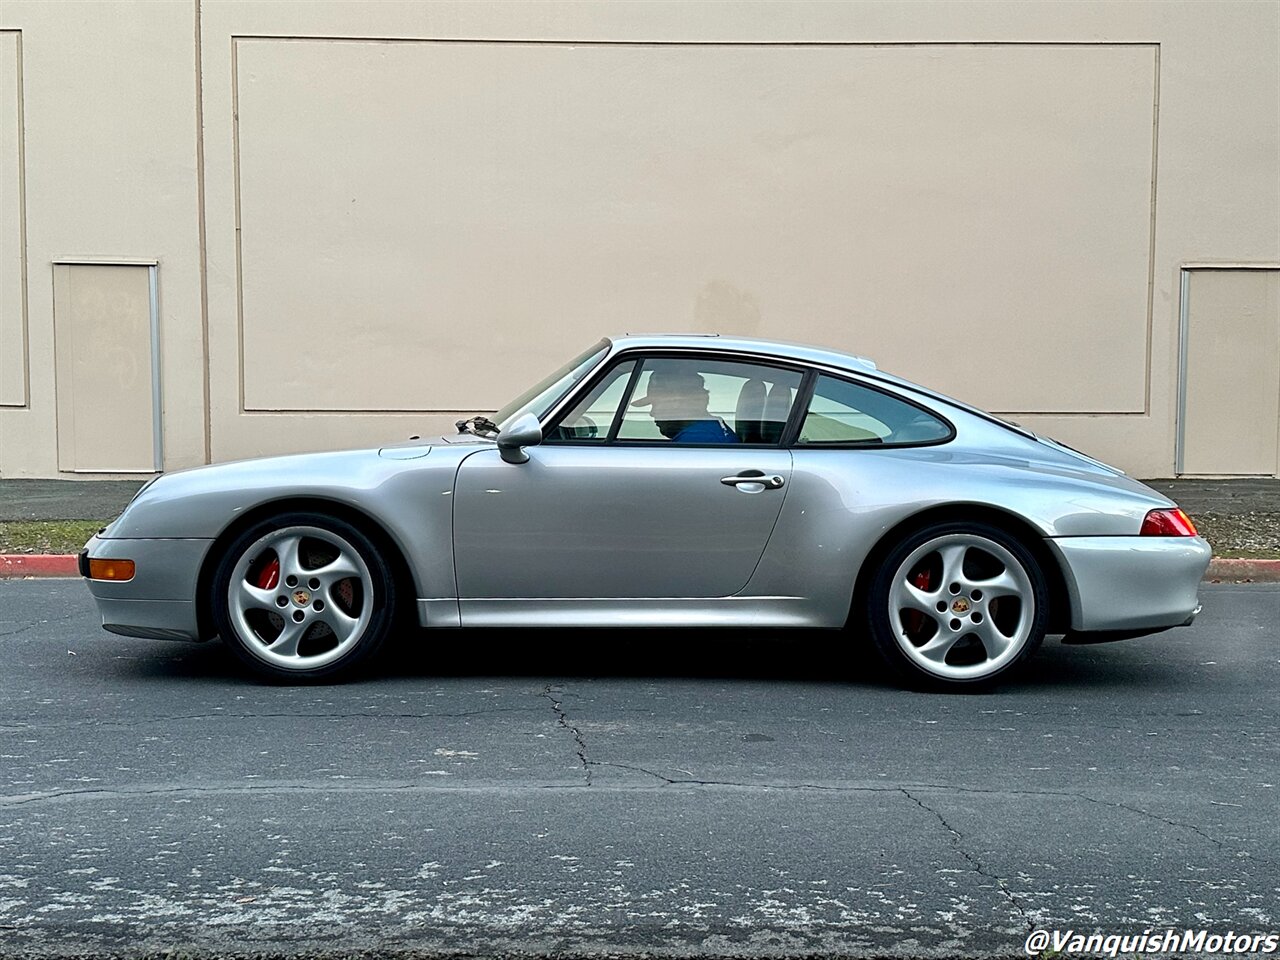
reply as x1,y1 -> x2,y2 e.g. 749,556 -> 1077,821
1047,535 -> 1212,633
82,535 -> 213,642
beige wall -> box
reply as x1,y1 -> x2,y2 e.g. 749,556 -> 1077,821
1,0 -> 1277,478
1180,267 -> 1280,476
52,262 -> 160,473
0,0 -> 204,478
0,30 -> 25,411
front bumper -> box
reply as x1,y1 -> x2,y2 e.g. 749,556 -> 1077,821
1047,535 -> 1212,633
82,535 -> 215,641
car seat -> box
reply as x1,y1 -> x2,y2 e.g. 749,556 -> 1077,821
760,383 -> 793,444
734,379 -> 768,443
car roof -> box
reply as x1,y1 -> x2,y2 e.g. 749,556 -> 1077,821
605,333 -> 1038,442
607,333 -> 879,372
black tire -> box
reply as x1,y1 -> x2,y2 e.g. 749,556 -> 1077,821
210,511 -> 397,682
865,520 -> 1049,691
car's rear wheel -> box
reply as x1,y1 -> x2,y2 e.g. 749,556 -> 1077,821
211,512 -> 396,681
867,521 -> 1048,690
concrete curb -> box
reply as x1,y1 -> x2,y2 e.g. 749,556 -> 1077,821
3,553 -> 1279,581
1205,558 -> 1280,583
1,554 -> 80,578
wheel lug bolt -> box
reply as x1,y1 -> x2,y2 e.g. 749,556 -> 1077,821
292,610 -> 305,623
285,575 -> 298,587
312,599 -> 324,611
948,582 -> 960,595
971,589 -> 982,601
308,577 -> 320,590
276,596 -> 287,607
972,612 -> 983,624
936,601 -> 948,612
949,618 -> 961,631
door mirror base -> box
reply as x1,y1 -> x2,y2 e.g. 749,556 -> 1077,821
497,412 -> 543,464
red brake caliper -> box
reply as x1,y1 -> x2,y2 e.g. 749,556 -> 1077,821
256,556 -> 280,591
904,568 -> 932,635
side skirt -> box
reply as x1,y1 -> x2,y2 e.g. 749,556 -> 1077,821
452,597 -> 826,629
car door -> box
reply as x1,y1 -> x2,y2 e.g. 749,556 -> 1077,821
452,353 -> 804,602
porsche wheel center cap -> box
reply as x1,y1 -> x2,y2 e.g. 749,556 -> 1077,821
293,589 -> 311,607
951,597 -> 971,614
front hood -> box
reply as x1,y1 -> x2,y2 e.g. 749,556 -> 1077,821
378,434 -> 492,459
102,443 -> 472,539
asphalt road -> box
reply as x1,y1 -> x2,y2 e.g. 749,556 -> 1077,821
0,480 -> 145,522
0,580 -> 1276,958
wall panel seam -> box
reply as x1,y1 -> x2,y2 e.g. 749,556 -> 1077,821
231,33 -> 246,416
1142,42 -> 1160,417
195,0 -> 212,465
0,29 -> 29,409
227,36 -> 1159,417
231,36 -> 1163,48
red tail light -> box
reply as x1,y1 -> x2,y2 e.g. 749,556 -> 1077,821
1140,508 -> 1198,537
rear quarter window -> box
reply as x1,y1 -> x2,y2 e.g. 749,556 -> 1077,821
799,375 -> 952,446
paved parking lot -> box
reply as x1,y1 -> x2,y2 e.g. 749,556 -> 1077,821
0,580 -> 1276,958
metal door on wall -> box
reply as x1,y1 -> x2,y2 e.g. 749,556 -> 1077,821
1177,266 -> 1280,477
52,260 -> 162,473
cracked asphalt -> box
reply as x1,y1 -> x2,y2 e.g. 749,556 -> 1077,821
0,580 -> 1277,958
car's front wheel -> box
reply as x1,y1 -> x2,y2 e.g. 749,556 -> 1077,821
867,521 -> 1048,690
210,512 -> 397,681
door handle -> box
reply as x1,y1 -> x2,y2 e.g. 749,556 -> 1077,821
721,473 -> 785,489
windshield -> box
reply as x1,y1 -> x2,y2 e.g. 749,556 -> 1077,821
492,340 -> 610,427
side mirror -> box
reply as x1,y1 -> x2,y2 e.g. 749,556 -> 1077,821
496,412 -> 543,464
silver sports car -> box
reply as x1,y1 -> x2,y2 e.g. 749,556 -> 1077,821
82,334 -> 1210,689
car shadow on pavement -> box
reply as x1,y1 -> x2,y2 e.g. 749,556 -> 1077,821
111,627 -> 1196,694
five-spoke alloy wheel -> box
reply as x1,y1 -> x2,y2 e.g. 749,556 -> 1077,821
867,521 -> 1048,689
211,512 -> 397,681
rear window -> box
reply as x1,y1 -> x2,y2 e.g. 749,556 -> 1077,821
798,375 -> 952,446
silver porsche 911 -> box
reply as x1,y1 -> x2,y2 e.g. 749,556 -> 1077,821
81,334 -> 1210,690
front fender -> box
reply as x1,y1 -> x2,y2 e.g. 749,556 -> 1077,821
102,448 -> 467,614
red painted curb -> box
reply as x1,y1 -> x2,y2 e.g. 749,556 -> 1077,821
0,554 -> 80,578
3,554 -> 1279,581
1205,558 -> 1280,583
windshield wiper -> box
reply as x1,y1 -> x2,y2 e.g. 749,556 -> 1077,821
455,415 -> 499,438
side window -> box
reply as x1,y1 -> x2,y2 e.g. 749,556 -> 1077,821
616,357 -> 803,445
545,361 -> 636,442
799,375 -> 951,445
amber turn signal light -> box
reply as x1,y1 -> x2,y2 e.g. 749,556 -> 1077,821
87,558 -> 135,581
